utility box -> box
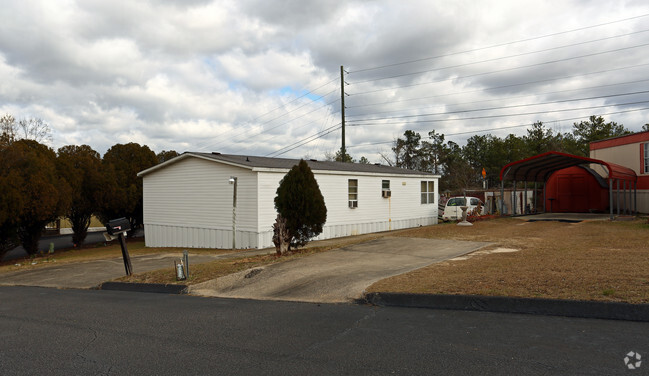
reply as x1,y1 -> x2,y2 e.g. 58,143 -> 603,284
106,217 -> 131,236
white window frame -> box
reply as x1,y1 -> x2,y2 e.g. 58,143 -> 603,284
348,179 -> 358,208
420,181 -> 435,204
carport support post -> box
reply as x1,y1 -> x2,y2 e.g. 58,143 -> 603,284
609,179 -> 614,220
624,181 -> 628,215
627,181 -> 632,215
616,179 -> 620,216
523,181 -> 528,214
621,180 -> 626,215
513,181 -> 517,215
543,182 -> 547,213
500,181 -> 505,214
634,181 -> 637,214
534,182 -> 537,213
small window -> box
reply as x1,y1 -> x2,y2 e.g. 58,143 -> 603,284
470,198 -> 480,206
382,180 -> 390,190
348,179 -> 358,208
644,143 -> 649,173
420,180 -> 435,204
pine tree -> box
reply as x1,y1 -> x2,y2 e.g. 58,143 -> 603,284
274,160 -> 327,253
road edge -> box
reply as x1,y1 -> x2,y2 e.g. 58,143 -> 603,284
362,292 -> 649,322
98,282 -> 187,294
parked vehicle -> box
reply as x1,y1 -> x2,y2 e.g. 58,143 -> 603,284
442,196 -> 485,221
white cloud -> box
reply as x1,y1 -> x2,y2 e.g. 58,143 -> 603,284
0,0 -> 647,160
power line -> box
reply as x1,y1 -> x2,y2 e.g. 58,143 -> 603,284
345,63 -> 649,110
240,107 -> 340,154
345,75 -> 649,116
346,107 -> 649,149
194,76 -> 339,151
266,123 -> 342,157
348,100 -> 649,126
307,111 -> 337,158
347,90 -> 649,122
349,29 -> 649,85
347,13 -> 649,74
197,91 -> 340,152
348,42 -> 649,96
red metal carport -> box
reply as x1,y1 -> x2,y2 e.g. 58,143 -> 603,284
499,151 -> 637,219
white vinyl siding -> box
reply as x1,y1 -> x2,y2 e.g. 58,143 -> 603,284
142,157 -> 258,248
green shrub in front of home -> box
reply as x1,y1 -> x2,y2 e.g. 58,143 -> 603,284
274,159 -> 327,254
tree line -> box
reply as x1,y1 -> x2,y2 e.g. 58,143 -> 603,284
386,115 -> 641,192
0,114 -> 178,259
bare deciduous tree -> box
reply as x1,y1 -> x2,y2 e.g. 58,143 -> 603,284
18,118 -> 53,144
0,113 -> 53,145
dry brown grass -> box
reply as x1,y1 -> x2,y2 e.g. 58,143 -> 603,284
368,218 -> 649,303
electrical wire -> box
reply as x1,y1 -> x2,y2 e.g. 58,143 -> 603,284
349,29 -> 649,85
197,91 -> 340,152
240,107 -> 340,154
345,107 -> 649,149
348,13 -> 649,74
345,77 -> 649,117
348,42 -> 649,96
345,63 -> 649,110
266,123 -> 342,157
194,77 -> 339,151
347,90 -> 649,122
348,100 -> 649,126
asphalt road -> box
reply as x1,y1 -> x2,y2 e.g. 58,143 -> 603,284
1,286 -> 647,375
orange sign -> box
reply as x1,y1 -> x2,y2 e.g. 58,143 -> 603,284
481,168 -> 486,179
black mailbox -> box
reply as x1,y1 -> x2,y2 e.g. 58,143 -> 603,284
106,217 -> 131,235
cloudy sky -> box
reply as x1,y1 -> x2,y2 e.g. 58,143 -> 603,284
1,0 -> 649,162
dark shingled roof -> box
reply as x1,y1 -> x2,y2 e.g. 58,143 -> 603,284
189,152 -> 435,176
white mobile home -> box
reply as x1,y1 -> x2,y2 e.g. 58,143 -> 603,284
137,153 -> 440,249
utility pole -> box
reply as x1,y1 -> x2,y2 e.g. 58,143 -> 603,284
340,65 -> 346,162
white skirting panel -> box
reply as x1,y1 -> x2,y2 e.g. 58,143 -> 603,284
147,217 -> 438,249
257,216 -> 438,249
144,224 -> 259,249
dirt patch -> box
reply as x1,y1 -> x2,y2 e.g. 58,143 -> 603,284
367,218 -> 649,304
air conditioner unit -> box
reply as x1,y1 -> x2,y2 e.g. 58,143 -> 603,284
382,190 -> 391,198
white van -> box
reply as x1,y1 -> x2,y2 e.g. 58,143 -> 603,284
442,197 -> 485,221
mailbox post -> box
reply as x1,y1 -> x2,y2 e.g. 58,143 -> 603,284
106,217 -> 133,276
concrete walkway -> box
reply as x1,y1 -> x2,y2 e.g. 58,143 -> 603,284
189,237 -> 489,303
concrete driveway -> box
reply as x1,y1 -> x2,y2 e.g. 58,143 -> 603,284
189,237 -> 489,303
